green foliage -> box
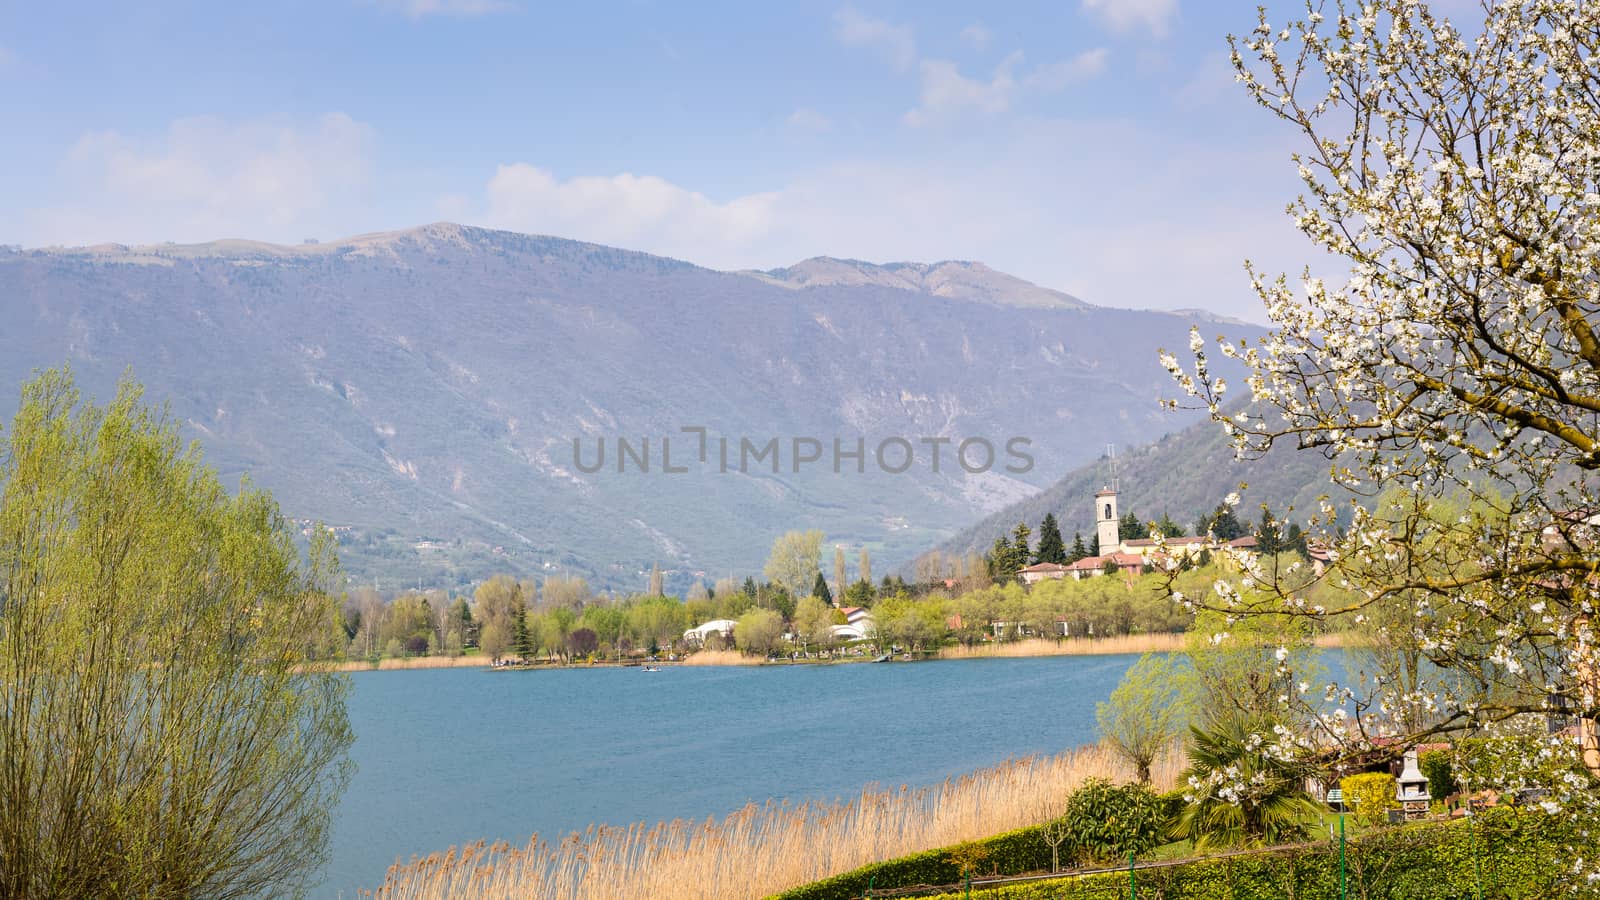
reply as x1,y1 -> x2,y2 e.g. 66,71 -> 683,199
1061,779 -> 1165,865
1067,532 -> 1089,563
0,370 -> 353,896
1119,511 -> 1149,540
1418,750 -> 1457,802
1034,513 -> 1067,565
1453,732 -> 1595,800
1096,653 -> 1194,783
988,531 -> 1026,584
1342,773 -> 1399,827
812,571 -> 833,607
1254,506 -> 1282,554
907,809 -> 1584,900
843,579 -> 876,607
764,823 -> 1055,900
945,840 -> 991,877
1172,714 -> 1320,849
764,530 -> 824,600
734,607 -> 785,655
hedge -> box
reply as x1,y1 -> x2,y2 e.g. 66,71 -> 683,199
764,823 -> 1056,900
914,809 -> 1594,900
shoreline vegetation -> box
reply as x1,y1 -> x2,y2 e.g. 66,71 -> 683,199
327,632 -> 1356,673
367,741 -> 1181,900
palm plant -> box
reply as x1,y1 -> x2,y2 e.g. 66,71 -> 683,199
1170,713 -> 1321,849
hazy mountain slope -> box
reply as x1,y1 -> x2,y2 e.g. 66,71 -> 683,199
0,223 -> 1259,590
928,408 -> 1344,562
747,258 -> 1088,309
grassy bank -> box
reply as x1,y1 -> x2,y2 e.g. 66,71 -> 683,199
367,741 -> 1180,899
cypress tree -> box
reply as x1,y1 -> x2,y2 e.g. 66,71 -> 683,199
1067,532 -> 1088,563
1255,506 -> 1282,554
1205,503 -> 1246,541
1286,521 -> 1308,558
1010,521 -> 1032,567
1118,511 -> 1149,540
1035,513 -> 1067,564
988,535 -> 1012,583
812,571 -> 834,606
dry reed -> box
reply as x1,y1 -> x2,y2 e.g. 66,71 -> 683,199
675,649 -> 762,667
326,655 -> 490,673
937,634 -> 1186,660
365,741 -> 1182,900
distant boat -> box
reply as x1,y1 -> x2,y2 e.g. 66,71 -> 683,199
872,653 -> 891,663
641,665 -> 661,672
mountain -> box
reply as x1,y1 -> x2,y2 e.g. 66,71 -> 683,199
0,223 -> 1262,591
747,258 -> 1088,310
925,406 -> 1345,564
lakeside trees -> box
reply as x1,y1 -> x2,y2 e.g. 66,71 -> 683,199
763,530 -> 823,601
1162,0 -> 1600,851
0,371 -> 352,896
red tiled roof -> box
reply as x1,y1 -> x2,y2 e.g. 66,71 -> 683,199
1065,553 -> 1143,571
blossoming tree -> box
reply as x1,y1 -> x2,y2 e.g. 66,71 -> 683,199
1162,0 -> 1600,850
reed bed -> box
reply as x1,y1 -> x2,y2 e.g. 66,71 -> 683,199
326,654 -> 490,673
937,634 -> 1186,659
675,649 -> 762,667
365,741 -> 1181,900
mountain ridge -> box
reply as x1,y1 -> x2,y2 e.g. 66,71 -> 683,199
0,223 -> 1261,590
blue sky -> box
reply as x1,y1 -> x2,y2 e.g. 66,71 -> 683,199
0,0 -> 1360,320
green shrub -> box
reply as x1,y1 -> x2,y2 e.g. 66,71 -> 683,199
1170,716 -> 1321,849
1418,749 -> 1457,801
1341,772 -> 1397,827
911,809 -> 1584,900
764,823 -> 1053,900
1061,778 -> 1164,864
1156,787 -> 1188,825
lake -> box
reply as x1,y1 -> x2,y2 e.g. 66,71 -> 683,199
319,654 -> 1141,896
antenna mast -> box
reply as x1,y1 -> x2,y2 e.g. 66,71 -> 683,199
1106,443 -> 1118,492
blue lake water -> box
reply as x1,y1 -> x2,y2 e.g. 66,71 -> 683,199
319,655 -> 1142,896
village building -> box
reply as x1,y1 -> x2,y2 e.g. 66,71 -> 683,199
1025,485 -> 1262,582
1018,562 -> 1067,585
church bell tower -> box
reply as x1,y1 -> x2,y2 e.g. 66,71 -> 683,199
1096,488 -> 1120,555
1095,444 -> 1120,554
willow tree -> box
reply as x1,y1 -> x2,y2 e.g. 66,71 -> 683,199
1163,0 -> 1600,843
0,370 -> 353,898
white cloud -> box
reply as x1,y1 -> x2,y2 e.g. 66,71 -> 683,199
481,165 -> 779,268
467,119 -> 1310,323
784,107 -> 834,134
904,48 -> 1107,127
29,113 -> 376,246
1081,0 -> 1179,39
833,7 -> 916,72
369,0 -> 513,16
959,23 -> 992,49
1025,48 -> 1110,91
904,54 -> 1022,126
